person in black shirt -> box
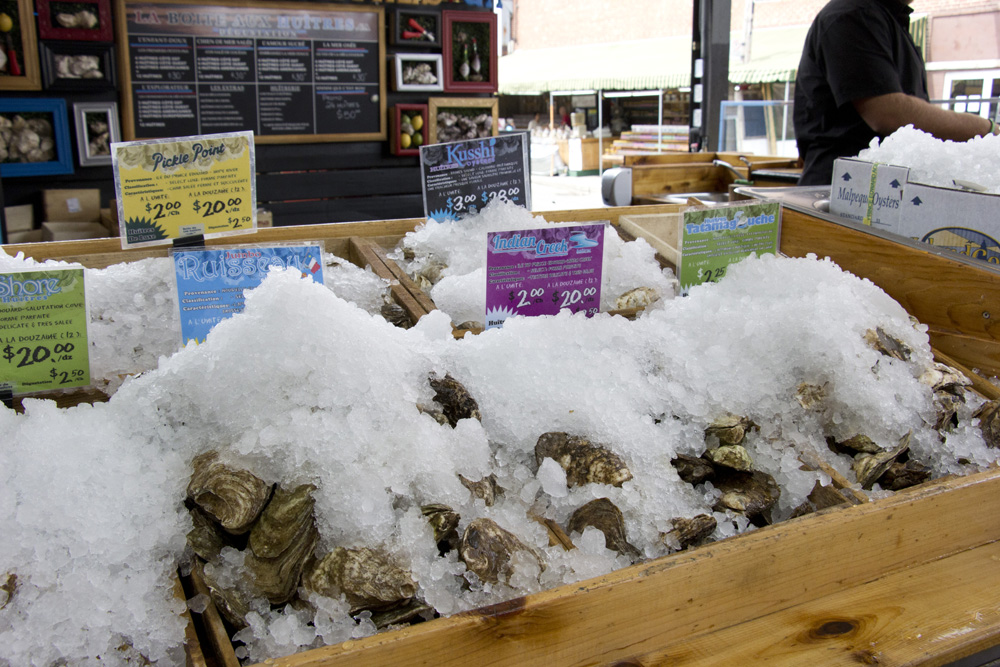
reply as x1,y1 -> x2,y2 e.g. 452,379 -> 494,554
794,0 -> 996,185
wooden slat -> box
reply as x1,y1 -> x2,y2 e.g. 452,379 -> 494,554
251,468 -> 1000,667
174,572 -> 208,667
622,539 -> 1000,666
189,566 -> 241,667
933,347 -> 1000,401
630,164 -> 726,197
780,208 -> 1000,378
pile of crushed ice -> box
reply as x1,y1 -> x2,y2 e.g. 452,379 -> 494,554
858,124 -> 1000,192
389,202 -> 678,325
1,210 -> 996,665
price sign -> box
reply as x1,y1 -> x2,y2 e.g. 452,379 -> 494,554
420,133 -> 531,222
112,130 -> 256,247
0,269 -> 91,395
173,244 -> 324,345
485,223 -> 605,330
678,201 -> 782,292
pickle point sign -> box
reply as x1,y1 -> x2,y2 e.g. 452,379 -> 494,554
112,130 -> 257,247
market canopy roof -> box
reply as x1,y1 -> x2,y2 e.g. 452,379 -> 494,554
498,26 -> 810,95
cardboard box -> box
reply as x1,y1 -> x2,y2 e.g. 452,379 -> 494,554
898,183 -> 1000,264
830,157 -> 908,234
42,222 -> 110,242
43,189 -> 101,223
3,204 -> 34,232
6,230 -> 44,244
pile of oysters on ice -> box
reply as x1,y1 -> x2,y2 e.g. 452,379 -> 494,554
184,329 -> 999,645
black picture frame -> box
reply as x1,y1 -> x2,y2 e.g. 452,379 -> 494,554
390,8 -> 441,49
40,40 -> 116,90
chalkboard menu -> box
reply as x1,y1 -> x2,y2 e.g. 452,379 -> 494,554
115,0 -> 386,143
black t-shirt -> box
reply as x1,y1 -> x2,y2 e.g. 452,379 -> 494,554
793,0 -> 928,185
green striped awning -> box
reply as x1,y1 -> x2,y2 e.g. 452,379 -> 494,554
498,26 -> 809,95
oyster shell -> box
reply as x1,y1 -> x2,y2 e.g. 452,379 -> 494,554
304,547 -> 417,614
864,327 -> 911,361
790,481 -> 852,518
1,572 -> 16,611
416,403 -> 451,426
459,518 -> 542,584
712,470 -> 781,526
829,434 -> 883,455
429,374 -> 482,427
919,362 -> 972,395
186,507 -> 227,562
666,514 -> 717,549
614,286 -> 659,310
566,498 -> 641,561
187,451 -> 272,535
195,560 -> 249,630
459,473 -> 503,506
534,432 -> 633,488
974,399 -> 1000,448
704,414 -> 756,446
416,260 -> 447,287
671,453 -> 715,485
245,484 -> 319,604
380,301 -> 413,329
370,598 -> 434,629
933,392 -> 963,432
421,503 -> 460,553
703,444 -> 754,472
852,432 -> 912,490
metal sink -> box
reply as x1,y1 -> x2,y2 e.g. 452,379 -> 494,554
661,192 -> 731,205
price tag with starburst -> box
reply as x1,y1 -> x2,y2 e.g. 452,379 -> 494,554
0,269 -> 91,396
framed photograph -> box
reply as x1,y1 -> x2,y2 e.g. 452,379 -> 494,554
442,10 -> 497,93
36,0 -> 113,41
427,96 -> 498,144
392,53 -> 443,93
390,8 -> 440,48
0,97 -> 75,177
40,41 -> 116,90
390,103 -> 428,157
73,101 -> 118,166
0,0 -> 42,90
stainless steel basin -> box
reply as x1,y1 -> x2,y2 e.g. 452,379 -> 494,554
661,192 -> 731,205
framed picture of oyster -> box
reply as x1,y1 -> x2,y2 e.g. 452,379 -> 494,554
0,0 -> 42,90
389,8 -> 440,48
392,53 -> 443,93
442,9 -> 496,94
427,96 -> 497,144
40,41 -> 115,90
73,101 -> 119,166
0,97 -> 75,177
35,0 -> 113,41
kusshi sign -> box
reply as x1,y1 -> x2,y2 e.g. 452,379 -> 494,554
419,133 -> 531,222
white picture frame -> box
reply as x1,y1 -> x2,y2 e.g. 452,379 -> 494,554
73,101 -> 120,167
393,53 -> 444,93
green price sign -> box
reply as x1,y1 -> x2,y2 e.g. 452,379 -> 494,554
678,201 -> 782,291
0,269 -> 91,395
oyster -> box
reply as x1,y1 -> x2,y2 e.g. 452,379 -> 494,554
1,572 -> 15,611
705,414 -> 756,445
459,473 -> 503,506
566,498 -> 641,561
370,599 -> 434,629
186,507 -> 227,562
416,403 -> 450,426
416,260 -> 447,287
933,392 -> 963,432
864,327 -> 911,361
421,503 -> 460,553
187,451 -> 272,535
534,432 -> 633,488
974,399 -> 1000,448
852,432 -> 912,490
666,514 -> 717,549
429,374 -> 482,427
670,453 -> 715,485
919,362 -> 972,395
795,382 -> 827,410
614,286 -> 659,310
790,481 -> 852,518
304,547 -> 417,614
712,470 -> 781,526
703,444 -> 754,472
245,484 -> 319,604
195,560 -> 249,630
829,434 -> 883,455
380,301 -> 413,329
459,518 -> 542,584
879,459 -> 931,491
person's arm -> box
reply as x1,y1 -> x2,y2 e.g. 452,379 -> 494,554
853,92 -> 995,140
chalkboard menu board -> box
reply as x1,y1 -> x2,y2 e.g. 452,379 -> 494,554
114,0 -> 386,143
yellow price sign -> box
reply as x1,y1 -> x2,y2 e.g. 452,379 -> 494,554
112,130 -> 256,247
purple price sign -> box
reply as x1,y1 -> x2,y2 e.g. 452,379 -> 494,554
485,223 -> 606,330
